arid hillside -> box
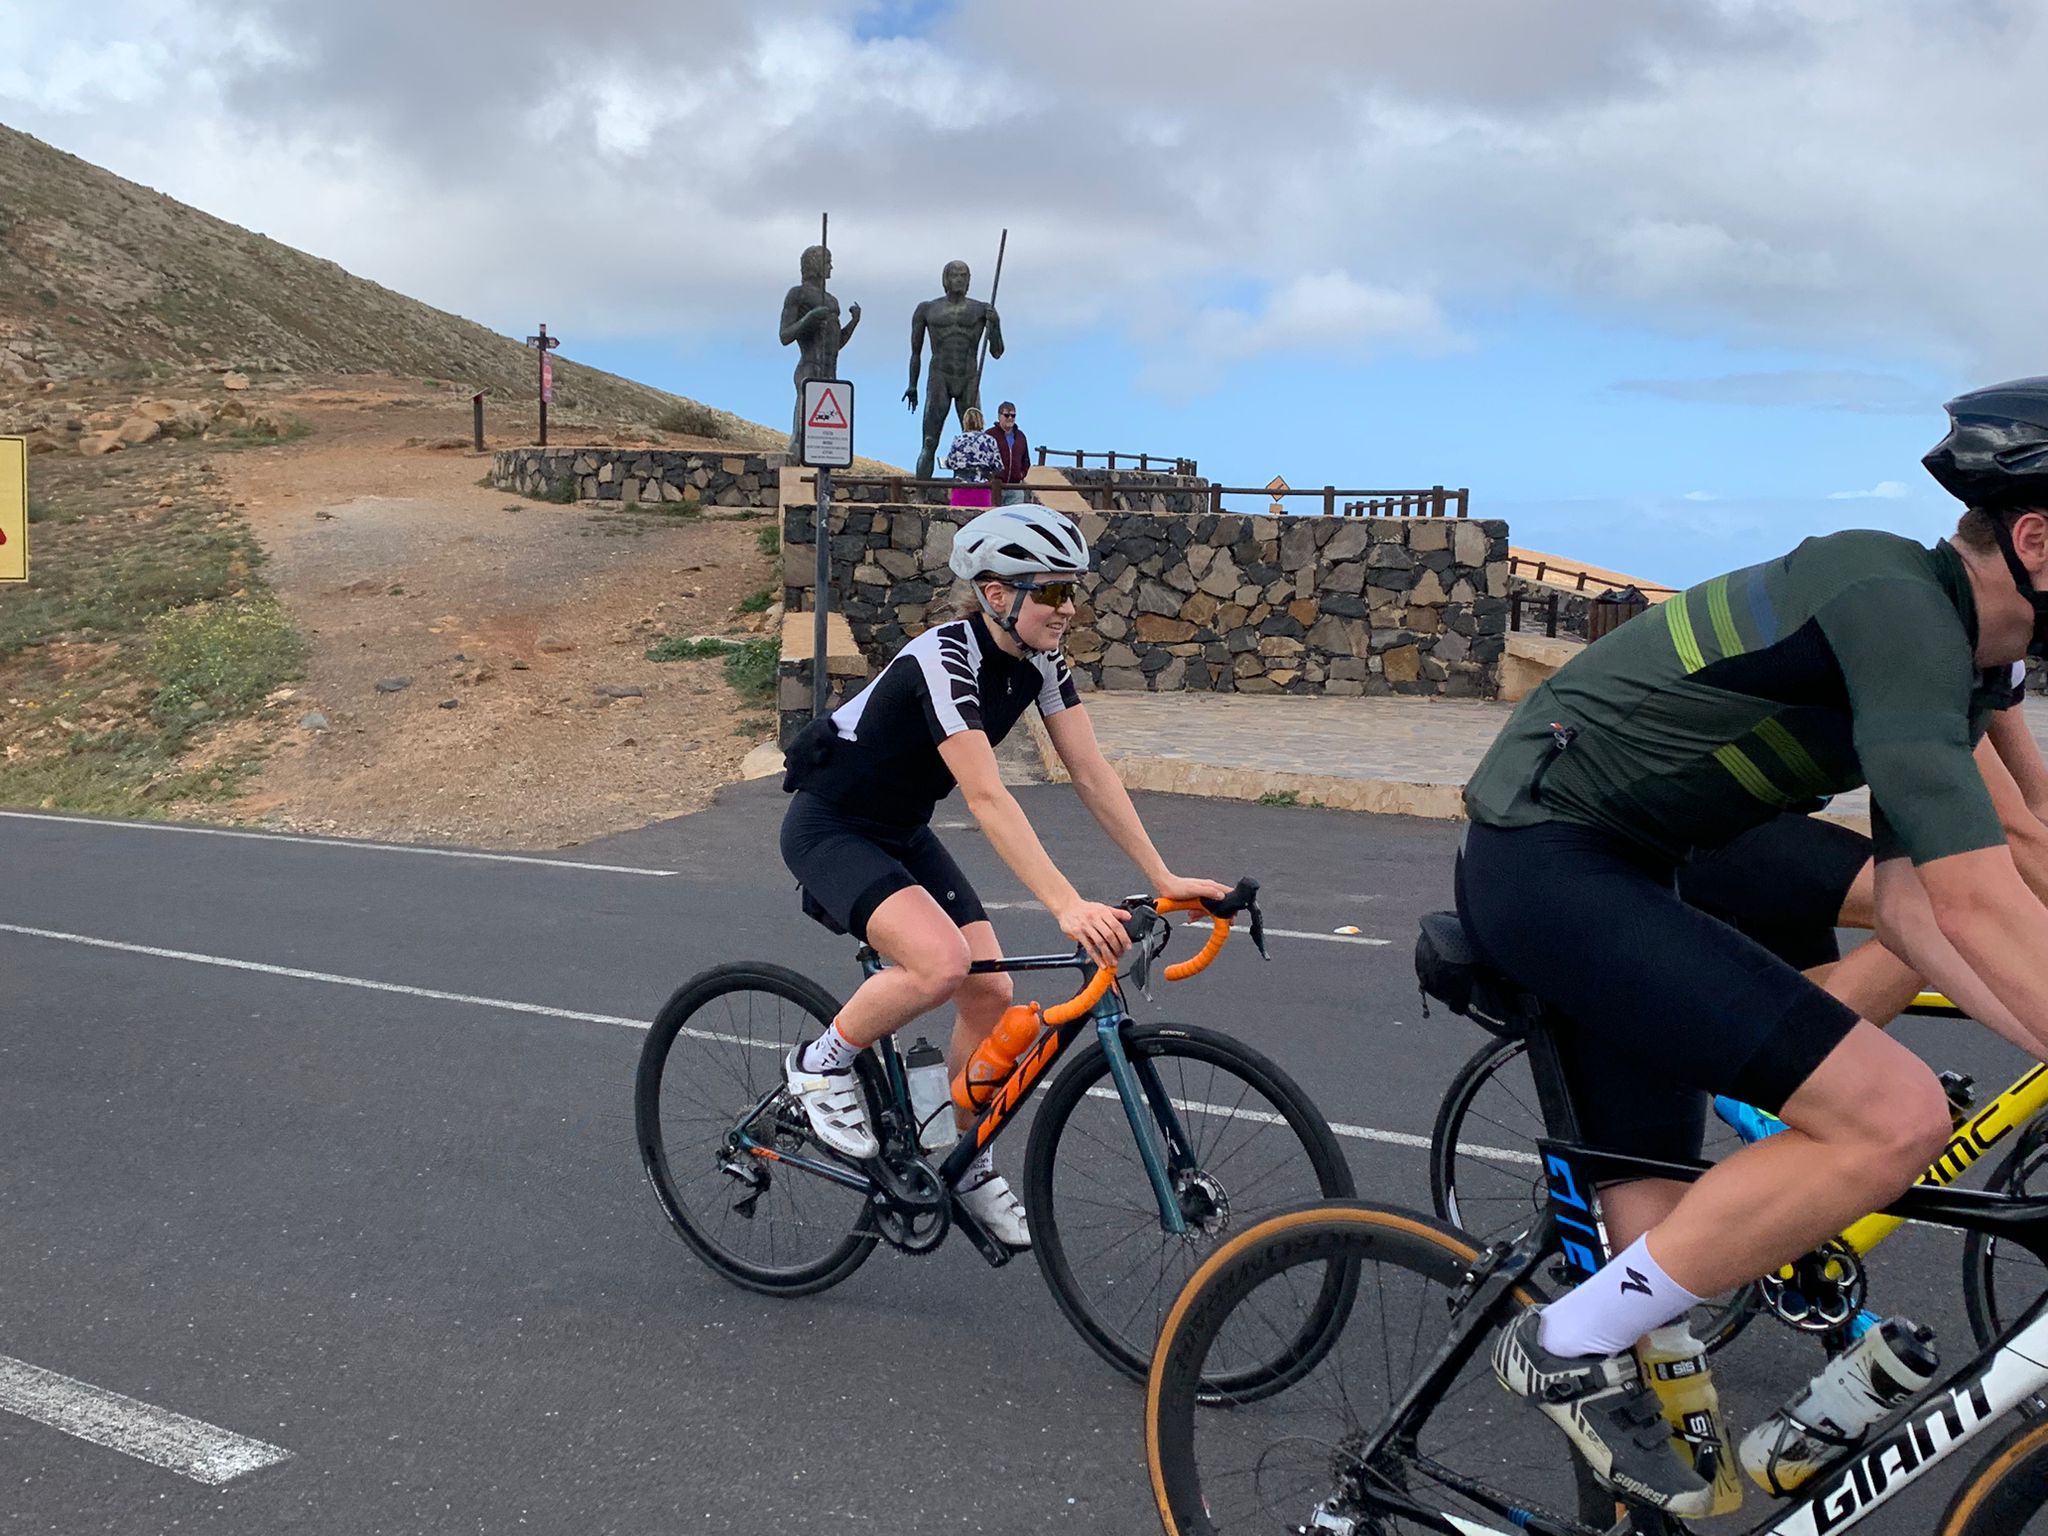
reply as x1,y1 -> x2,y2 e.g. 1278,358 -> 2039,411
0,122 -> 774,447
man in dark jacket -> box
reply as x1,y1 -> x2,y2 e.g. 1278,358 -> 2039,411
986,402 -> 1030,504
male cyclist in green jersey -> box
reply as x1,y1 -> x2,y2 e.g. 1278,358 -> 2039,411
1455,377 -> 2048,1515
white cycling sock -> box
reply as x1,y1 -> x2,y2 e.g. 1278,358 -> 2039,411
1538,1235 -> 1704,1360
800,1023 -> 861,1074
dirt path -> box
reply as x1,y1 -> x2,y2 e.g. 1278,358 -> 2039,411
215,381 -> 782,849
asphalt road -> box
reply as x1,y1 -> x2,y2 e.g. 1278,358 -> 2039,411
2,786 -> 2037,1534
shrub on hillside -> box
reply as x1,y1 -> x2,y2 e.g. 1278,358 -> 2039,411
654,401 -> 729,439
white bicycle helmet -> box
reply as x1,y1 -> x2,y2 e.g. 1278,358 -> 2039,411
946,503 -> 1092,652
947,503 -> 1092,583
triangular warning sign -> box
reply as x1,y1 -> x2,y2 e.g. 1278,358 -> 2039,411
806,388 -> 848,429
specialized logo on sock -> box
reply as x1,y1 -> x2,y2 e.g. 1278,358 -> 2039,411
1619,1266 -> 1653,1299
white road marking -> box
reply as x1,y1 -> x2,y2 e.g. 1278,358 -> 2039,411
0,923 -> 652,1030
0,810 -> 676,877
1080,1086 -> 1536,1164
1,923 -> 1453,1155
0,1355 -> 291,1485
980,902 -> 1392,945
1266,927 -> 1391,947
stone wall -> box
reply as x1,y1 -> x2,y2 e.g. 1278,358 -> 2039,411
1062,469 -> 1212,515
491,447 -> 779,507
784,503 -> 1508,697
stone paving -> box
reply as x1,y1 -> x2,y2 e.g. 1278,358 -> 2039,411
1051,690 -> 2048,822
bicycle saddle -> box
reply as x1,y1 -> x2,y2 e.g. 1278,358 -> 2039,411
1414,911 -> 1543,1038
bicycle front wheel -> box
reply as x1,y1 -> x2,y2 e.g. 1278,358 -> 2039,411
634,962 -> 879,1295
1938,1416 -> 2048,1534
1963,1113 -> 2048,1350
1024,1023 -> 1355,1386
1430,1032 -> 1760,1352
1147,1202 -> 1615,1536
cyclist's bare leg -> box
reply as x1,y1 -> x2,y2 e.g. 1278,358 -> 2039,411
831,887 -> 970,1048
1836,857 -> 1877,930
949,919 -> 1014,1132
1806,936 -> 1923,1027
1594,1023 -> 1950,1303
1599,941 -> 1929,1254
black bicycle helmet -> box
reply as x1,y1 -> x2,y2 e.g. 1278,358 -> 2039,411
1923,376 -> 2048,510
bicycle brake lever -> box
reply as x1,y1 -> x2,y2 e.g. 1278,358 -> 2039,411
1249,902 -> 1269,961
1122,905 -> 1169,997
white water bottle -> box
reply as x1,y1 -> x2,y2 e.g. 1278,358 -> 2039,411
903,1037 -> 957,1153
1739,1317 -> 1940,1495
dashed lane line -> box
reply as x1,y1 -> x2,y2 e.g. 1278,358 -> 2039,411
1,922 -> 1491,1155
0,1354 -> 291,1485
0,810 -> 677,877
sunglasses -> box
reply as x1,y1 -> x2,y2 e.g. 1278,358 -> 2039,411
1012,579 -> 1077,607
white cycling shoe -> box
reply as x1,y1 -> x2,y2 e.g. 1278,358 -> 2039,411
783,1047 -> 879,1161
958,1172 -> 1030,1249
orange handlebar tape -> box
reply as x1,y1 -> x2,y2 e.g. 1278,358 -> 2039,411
1043,967 -> 1115,1025
1164,916 -> 1230,981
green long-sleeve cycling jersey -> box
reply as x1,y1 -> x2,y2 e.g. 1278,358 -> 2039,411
1464,531 -> 2015,866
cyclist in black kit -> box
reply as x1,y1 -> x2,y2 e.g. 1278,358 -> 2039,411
776,503 -> 1228,1247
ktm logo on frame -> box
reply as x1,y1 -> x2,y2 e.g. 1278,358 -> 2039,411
0,436 -> 26,583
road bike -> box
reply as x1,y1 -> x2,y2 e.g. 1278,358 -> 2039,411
1430,978 -> 2048,1357
1144,911 -> 2048,1535
634,878 -> 1358,1385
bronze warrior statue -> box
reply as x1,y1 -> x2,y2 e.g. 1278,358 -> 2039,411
904,259 -> 1004,480
780,244 -> 860,458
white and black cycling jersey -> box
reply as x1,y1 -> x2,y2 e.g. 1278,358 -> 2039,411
804,614 -> 1081,827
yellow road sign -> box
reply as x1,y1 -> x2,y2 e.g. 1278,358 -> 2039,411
0,436 -> 25,583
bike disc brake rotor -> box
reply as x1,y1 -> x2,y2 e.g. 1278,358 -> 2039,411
1174,1168 -> 1233,1239
1758,1239 -> 1866,1334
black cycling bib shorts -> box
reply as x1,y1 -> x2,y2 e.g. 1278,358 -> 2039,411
778,613 -> 1079,942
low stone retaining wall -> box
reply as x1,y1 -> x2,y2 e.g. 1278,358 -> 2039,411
1063,469 -> 1211,515
491,447 -> 779,507
784,503 -> 1508,697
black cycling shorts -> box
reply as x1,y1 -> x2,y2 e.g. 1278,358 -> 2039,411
780,792 -> 987,943
1676,813 -> 1871,972
1455,819 -> 1861,1163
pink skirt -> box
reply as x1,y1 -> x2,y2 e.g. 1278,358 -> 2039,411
949,485 -> 993,508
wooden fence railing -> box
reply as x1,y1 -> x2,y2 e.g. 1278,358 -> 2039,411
793,473 -> 1470,518
1036,447 -> 1198,475
1508,554 -> 1675,597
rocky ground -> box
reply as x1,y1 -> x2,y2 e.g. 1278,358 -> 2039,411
4,373 -> 790,849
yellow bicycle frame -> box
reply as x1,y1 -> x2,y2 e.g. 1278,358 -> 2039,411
1835,990 -> 2048,1253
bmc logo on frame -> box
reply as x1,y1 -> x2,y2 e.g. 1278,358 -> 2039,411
1807,1378 -> 1995,1533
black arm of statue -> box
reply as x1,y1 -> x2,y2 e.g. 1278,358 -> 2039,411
840,302 -> 861,344
984,305 -> 1004,362
778,291 -> 819,348
904,302 -> 927,409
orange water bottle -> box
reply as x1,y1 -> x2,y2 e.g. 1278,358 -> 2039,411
953,1004 -> 1044,1113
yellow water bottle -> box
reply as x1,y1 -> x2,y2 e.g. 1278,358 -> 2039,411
1637,1323 -> 1743,1515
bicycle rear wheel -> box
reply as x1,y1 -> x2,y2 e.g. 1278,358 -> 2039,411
1938,1416 -> 2048,1534
1147,1202 -> 1617,1536
1025,1023 -> 1355,1388
1963,1113 -> 2048,1351
1430,1033 -> 1760,1352
634,962 -> 879,1295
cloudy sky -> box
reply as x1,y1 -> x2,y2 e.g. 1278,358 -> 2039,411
5,0 -> 2045,581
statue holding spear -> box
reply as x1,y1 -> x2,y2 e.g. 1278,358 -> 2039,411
904,235 -> 1007,480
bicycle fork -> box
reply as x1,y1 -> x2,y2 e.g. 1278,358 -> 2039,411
1093,1009 -> 1195,1238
